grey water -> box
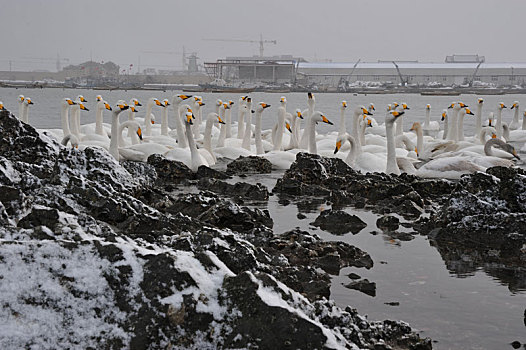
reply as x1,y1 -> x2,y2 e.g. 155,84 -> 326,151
2,87 -> 526,349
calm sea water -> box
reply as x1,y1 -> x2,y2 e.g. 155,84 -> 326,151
2,87 -> 526,349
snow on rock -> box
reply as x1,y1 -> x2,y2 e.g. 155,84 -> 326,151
0,109 -> 432,349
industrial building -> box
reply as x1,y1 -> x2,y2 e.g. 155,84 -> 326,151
204,54 -> 526,88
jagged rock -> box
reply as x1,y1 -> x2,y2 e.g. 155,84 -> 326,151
344,278 -> 377,297
197,177 -> 269,201
197,201 -> 273,233
311,209 -> 367,235
226,155 -> 272,175
147,154 -> 195,183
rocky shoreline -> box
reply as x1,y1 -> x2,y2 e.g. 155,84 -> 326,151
1,108 -> 525,348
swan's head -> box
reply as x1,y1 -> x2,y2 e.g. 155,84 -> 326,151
386,110 -> 404,125
425,104 -> 431,110
341,101 -> 347,110
356,106 -> 372,116
63,98 -> 76,107
312,111 -> 333,125
464,107 -> 474,116
369,103 -> 375,111
228,100 -> 234,106
307,92 -> 314,100
240,95 -> 248,101
77,95 -> 87,103
392,102 -> 399,109
386,104 -> 392,111
257,102 -> 271,112
185,111 -> 194,125
334,137 -> 344,154
217,114 -> 225,125
401,102 -> 410,110
195,96 -> 202,102
216,99 -> 223,106
79,103 -> 89,112
447,102 -> 455,109
131,98 -> 142,106
410,122 -> 421,132
493,139 -> 520,160
24,98 -> 34,105
488,112 -> 495,126
153,98 -> 163,106
96,95 -> 103,102
223,102 -> 231,110
285,122 -> 292,133
0,102 -> 4,110
498,102 -> 507,110
478,98 -> 484,105
129,106 -> 139,113
280,96 -> 287,104
197,100 -> 205,107
114,101 -> 129,112
295,109 -> 303,119
511,101 -> 519,109
18,95 -> 25,103
175,94 -> 192,102
162,99 -> 170,107
136,126 -> 143,140
365,116 -> 373,127
441,110 -> 447,121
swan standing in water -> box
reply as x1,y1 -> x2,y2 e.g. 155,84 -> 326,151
165,112 -> 208,171
334,133 -> 386,173
509,101 -> 520,130
422,104 -> 439,137
20,97 -> 34,124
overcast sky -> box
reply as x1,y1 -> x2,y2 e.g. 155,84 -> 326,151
1,0 -> 524,72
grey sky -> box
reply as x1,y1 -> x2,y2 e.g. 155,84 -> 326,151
1,0 -> 524,72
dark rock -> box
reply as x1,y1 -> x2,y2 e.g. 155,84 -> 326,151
196,165 -> 230,179
226,155 -> 272,174
376,215 -> 400,231
197,177 -> 269,201
147,154 -> 195,183
197,201 -> 273,233
311,209 -> 367,235
348,272 -> 361,280
18,206 -> 60,230
297,212 -> 306,219
344,279 -> 377,297
384,301 -> 400,306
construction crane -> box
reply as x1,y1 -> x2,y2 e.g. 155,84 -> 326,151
203,34 -> 277,57
392,61 -> 408,86
467,61 -> 483,87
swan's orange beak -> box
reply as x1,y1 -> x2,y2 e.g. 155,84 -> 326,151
186,113 -> 194,125
96,95 -> 102,101
155,99 -> 162,106
27,99 -> 34,105
367,119 -> 372,127
466,108 -> 474,115
334,140 -> 342,154
286,122 -> 292,133
79,96 -> 87,102
261,103 -> 270,109
135,100 -> 142,106
198,101 -> 205,106
0,103 -> 4,110
137,127 -> 143,140
241,95 -> 248,101
322,115 -> 333,125
217,116 -> 225,124
180,95 -> 192,100
511,103 -> 517,109
105,103 -> 112,111
297,111 -> 303,119
67,99 -> 76,105
491,133 -> 497,138
362,107 -> 372,116
415,147 -> 418,156
79,103 -> 89,111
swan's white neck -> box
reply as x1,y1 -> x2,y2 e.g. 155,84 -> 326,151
287,114 -> 299,150
457,110 -> 466,142
21,103 -> 29,123
495,108 -> 505,138
157,106 -> 166,136
203,115 -> 214,155
192,101 -> 202,140
413,124 -> 424,158
395,114 -> 404,136
522,115 -> 526,130
95,102 -> 105,136
308,117 -> 318,154
217,108 -> 227,148
513,106 -> 519,126
424,109 -> 430,128
442,113 -> 449,140
273,108 -> 286,151
174,103 -> 189,148
299,99 -> 315,149
144,100 -> 154,136
109,110 -> 121,160
61,104 -> 71,136
351,110 -> 362,147
386,121 -> 400,175
70,105 -> 81,138
18,101 -> 24,121
475,103 -> 483,138
185,121 -> 202,172
119,120 -> 141,145
338,108 -> 346,137
237,104 -> 246,139
255,109 -> 264,155
242,107 -> 252,151
225,106 -> 232,139
447,108 -> 459,141
345,135 -> 360,166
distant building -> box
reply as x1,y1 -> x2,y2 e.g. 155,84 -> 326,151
445,54 -> 485,63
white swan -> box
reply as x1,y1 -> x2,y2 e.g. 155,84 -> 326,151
143,97 -> 163,136
160,99 -> 170,136
395,102 -> 410,136
495,102 -> 507,139
70,99 -> 90,139
17,95 -> 24,120
507,110 -> 526,142
337,100 -> 348,138
334,134 -> 386,173
474,98 -> 484,138
202,112 -> 225,162
224,100 -> 235,139
299,92 -> 315,149
108,102 -> 131,160
308,111 -> 333,155
350,105 -> 373,146
20,97 -> 34,124
254,102 -> 272,154
0,101 -> 4,111
457,106 -> 474,142
237,95 -> 249,139
509,101 -> 520,130
273,105 -> 287,151
422,104 -> 440,138
440,109 -> 448,140
386,110 -> 405,174
286,109 -> 303,150
170,94 -> 193,148
61,134 -> 79,149
165,111 -> 208,171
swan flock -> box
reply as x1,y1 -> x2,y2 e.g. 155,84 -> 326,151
8,93 -> 523,179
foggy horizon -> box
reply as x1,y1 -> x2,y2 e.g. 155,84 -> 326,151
1,0 -> 525,72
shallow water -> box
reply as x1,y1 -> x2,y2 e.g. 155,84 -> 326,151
3,87 -> 526,349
